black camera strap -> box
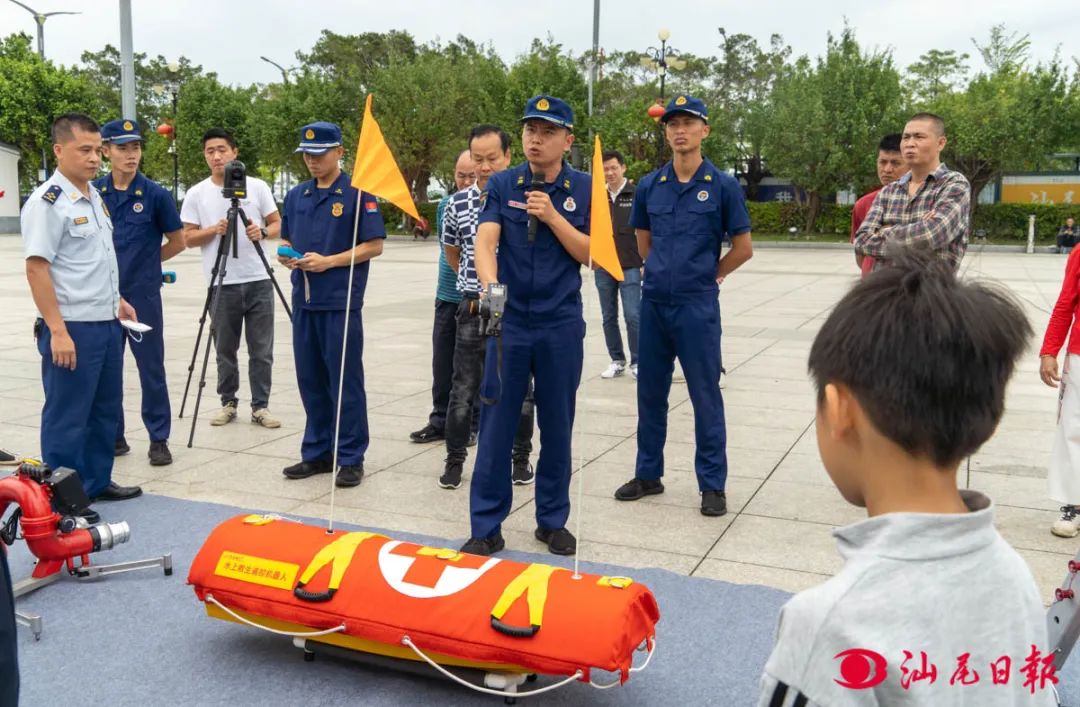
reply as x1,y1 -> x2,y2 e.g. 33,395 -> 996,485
479,335 -> 504,406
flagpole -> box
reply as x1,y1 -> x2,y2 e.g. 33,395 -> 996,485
325,186 -> 364,534
572,255 -> 594,580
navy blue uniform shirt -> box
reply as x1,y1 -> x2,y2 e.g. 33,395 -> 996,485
631,158 -> 751,303
478,161 -> 591,327
93,172 -> 182,297
281,171 -> 386,310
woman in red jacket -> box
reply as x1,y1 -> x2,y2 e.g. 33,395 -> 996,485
1041,249 -> 1080,537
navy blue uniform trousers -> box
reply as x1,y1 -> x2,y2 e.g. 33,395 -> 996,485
38,320 -> 122,497
293,308 -> 367,466
117,290 -> 170,442
635,297 -> 728,491
469,320 -> 584,539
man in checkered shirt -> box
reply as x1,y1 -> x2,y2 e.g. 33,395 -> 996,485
439,124 -> 535,491
854,113 -> 970,272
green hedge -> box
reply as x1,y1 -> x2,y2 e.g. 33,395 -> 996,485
746,201 -> 1080,240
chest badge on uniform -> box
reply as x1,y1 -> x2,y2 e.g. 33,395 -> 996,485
73,216 -> 89,225
563,197 -> 577,212
133,202 -> 144,214
331,202 -> 344,218
697,190 -> 710,202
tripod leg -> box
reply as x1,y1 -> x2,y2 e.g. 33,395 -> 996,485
237,207 -> 293,322
179,285 -> 215,419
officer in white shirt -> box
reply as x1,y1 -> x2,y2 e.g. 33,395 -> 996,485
21,113 -> 143,521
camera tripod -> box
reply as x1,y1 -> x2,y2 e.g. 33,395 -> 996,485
179,197 -> 292,447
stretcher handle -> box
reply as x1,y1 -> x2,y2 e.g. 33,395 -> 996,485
294,584 -> 337,603
490,616 -> 540,638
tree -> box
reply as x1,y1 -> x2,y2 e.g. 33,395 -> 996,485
763,27 -> 904,231
174,76 -> 258,188
713,29 -> 790,198
0,33 -> 100,191
972,24 -> 1031,73
907,49 -> 969,104
504,38 -> 588,160
935,58 -> 1072,214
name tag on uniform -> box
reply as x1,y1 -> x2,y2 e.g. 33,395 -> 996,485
508,200 -> 528,210
73,216 -> 89,225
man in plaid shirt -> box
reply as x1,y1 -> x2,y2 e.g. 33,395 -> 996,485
854,113 -> 970,272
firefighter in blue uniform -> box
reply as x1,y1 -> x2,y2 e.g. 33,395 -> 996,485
94,119 -> 185,466
279,122 -> 386,488
462,96 -> 592,557
22,113 -> 143,519
613,95 -> 753,516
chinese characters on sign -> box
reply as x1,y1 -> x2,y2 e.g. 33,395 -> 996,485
835,647 -> 1059,694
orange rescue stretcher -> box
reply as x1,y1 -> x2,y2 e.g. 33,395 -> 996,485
188,515 -> 660,698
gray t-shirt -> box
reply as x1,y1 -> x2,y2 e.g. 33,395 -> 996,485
758,490 -> 1055,706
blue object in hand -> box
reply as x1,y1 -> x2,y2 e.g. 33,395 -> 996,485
162,271 -> 177,284
277,245 -> 304,260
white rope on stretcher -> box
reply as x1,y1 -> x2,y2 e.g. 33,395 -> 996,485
588,637 -> 657,688
400,636 -> 584,697
206,594 -> 346,637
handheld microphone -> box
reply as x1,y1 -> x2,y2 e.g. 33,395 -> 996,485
527,175 -> 544,242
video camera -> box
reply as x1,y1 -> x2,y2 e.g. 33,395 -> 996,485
469,283 -> 507,337
221,160 -> 247,200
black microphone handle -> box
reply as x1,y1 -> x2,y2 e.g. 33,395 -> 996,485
527,176 -> 545,242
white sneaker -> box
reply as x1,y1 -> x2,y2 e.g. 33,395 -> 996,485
252,408 -> 282,429
209,403 -> 238,426
601,361 -> 626,379
1052,506 -> 1080,538
630,364 -> 638,380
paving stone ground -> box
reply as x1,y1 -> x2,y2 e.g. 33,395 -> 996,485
0,235 -> 1074,599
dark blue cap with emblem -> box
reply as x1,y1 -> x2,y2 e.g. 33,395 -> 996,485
521,95 -> 574,131
101,118 -> 142,144
295,122 -> 342,154
661,95 -> 708,124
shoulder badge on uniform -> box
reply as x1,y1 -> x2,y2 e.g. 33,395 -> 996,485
697,190 -> 710,202
364,200 -> 378,214
704,174 -> 713,182
73,216 -> 89,225
563,197 -> 577,212
133,202 -> 144,213
331,202 -> 344,218
516,175 -> 525,187
42,185 -> 62,204
134,188 -> 143,196
563,178 -> 571,191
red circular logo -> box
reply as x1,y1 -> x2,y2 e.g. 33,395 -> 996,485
834,649 -> 888,689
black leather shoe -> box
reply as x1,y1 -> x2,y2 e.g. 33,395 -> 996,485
148,440 -> 172,466
282,459 -> 332,479
335,464 -> 364,488
460,533 -> 505,556
701,490 -> 728,517
114,437 -> 130,457
409,424 -> 444,443
93,482 -> 143,502
535,527 -> 576,556
614,478 -> 664,501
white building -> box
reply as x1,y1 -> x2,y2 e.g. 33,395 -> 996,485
0,142 -> 20,233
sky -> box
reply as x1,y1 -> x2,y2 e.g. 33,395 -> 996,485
1,0 -> 1078,87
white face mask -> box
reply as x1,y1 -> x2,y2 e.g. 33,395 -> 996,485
120,319 -> 152,343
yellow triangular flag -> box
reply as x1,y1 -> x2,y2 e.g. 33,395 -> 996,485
590,135 -> 624,281
351,94 -> 420,220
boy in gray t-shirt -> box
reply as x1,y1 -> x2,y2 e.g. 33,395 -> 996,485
758,254 -> 1056,706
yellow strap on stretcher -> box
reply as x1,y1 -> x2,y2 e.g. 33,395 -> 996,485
597,575 -> 634,589
416,547 -> 464,562
490,563 -> 562,637
295,532 -> 382,599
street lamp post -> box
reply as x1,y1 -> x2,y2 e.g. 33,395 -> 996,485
640,29 -> 686,167
260,56 -> 298,198
7,0 -> 81,183
152,61 -> 181,203
260,55 -> 294,86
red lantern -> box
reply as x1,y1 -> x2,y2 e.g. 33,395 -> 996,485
156,123 -> 175,138
646,102 -> 665,122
